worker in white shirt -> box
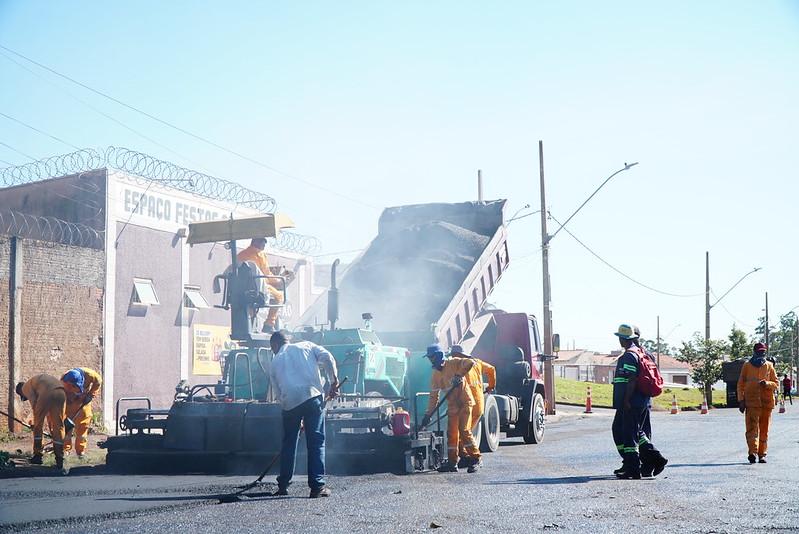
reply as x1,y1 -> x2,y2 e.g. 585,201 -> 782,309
269,331 -> 340,498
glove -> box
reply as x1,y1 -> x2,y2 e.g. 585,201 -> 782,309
738,400 -> 746,414
420,414 -> 432,428
450,375 -> 464,387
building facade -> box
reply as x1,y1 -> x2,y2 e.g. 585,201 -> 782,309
1,151 -> 322,430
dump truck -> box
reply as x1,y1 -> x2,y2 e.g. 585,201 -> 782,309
102,200 -> 549,474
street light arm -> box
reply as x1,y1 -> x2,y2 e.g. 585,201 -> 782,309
548,162 -> 639,242
710,267 -> 762,309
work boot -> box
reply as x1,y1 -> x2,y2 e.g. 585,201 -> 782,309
272,487 -> 288,496
466,458 -> 482,474
615,467 -> 641,480
30,454 -> 43,465
457,457 -> 469,469
651,455 -> 668,477
436,460 -> 458,473
748,454 -> 756,464
613,465 -> 626,476
758,456 -> 767,464
309,486 -> 331,498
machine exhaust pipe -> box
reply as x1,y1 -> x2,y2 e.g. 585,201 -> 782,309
327,259 -> 340,330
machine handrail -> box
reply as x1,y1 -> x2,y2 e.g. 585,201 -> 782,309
231,351 -> 255,401
115,396 -> 151,436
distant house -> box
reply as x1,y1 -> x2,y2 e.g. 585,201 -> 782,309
554,349 -> 693,387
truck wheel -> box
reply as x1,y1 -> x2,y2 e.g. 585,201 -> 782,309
471,419 -> 482,450
523,393 -> 545,444
479,395 -> 501,452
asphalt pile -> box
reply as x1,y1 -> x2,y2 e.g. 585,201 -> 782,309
337,201 -> 503,332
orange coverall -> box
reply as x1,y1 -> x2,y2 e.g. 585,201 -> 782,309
737,360 -> 779,457
63,367 -> 103,455
459,358 -> 497,456
237,245 -> 284,328
21,374 -> 66,464
424,357 -> 480,464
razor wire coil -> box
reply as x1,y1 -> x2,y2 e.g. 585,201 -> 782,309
1,147 -> 277,213
1,147 -> 326,254
268,232 -> 322,255
0,209 -> 104,249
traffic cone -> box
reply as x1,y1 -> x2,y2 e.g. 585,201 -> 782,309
584,385 -> 593,414
700,398 -> 708,415
670,394 -> 679,414
779,397 -> 786,414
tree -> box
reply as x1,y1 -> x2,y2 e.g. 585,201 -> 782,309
676,333 -> 728,407
640,338 -> 672,357
728,324 -> 750,361
755,312 -> 798,375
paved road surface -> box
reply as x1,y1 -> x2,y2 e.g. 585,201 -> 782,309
2,405 -> 797,533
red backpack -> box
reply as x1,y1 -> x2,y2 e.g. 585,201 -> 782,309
633,347 -> 664,397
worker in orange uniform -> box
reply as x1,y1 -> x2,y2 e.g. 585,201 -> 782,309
237,237 -> 285,333
737,342 -> 779,464
450,344 -> 496,462
61,367 -> 102,458
420,344 -> 482,473
15,374 -> 67,469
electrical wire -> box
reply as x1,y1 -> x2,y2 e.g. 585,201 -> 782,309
0,49 -> 207,171
548,211 -> 704,298
709,288 -> 757,328
0,111 -> 81,150
0,140 -> 36,160
0,44 -> 380,211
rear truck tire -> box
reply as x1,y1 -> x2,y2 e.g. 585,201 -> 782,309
479,395 -> 501,452
523,393 -> 545,444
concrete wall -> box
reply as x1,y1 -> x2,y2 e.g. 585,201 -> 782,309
0,170 -> 107,232
0,237 -> 105,424
113,223 -> 183,410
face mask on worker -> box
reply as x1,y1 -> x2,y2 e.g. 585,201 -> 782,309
428,353 -> 445,371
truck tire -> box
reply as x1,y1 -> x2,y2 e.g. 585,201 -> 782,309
471,419 -> 482,450
523,393 -> 545,444
479,395 -> 501,452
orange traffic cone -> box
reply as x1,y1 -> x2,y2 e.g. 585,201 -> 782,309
700,398 -> 708,415
584,385 -> 593,414
670,394 -> 679,414
779,397 -> 786,414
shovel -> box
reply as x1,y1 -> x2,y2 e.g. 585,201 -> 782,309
64,397 -> 93,433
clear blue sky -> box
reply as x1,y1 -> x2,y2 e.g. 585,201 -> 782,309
2,1 -> 798,352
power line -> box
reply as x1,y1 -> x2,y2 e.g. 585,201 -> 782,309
548,211 -> 704,298
0,111 -> 81,150
0,43 -> 380,211
710,288 -> 757,328
0,50 -> 207,171
0,140 -> 36,160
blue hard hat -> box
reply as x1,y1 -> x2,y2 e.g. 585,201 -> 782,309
425,344 -> 443,358
62,369 -> 84,393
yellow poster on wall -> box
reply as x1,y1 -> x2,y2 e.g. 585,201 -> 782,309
193,324 -> 235,376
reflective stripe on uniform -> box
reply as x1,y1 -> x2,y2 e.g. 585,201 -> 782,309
623,446 -> 638,453
638,436 -> 650,445
616,444 -> 624,451
613,377 -> 629,383
623,364 -> 637,372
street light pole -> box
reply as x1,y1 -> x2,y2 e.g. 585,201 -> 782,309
704,252 -> 762,406
536,141 -> 638,415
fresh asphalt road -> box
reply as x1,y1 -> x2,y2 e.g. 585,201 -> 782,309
2,404 -> 797,533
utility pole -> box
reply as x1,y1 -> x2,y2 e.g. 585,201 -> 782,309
477,169 -> 483,202
656,315 -> 661,368
704,251 -> 712,409
705,252 -> 710,343
765,291 -> 769,346
539,141 -> 555,415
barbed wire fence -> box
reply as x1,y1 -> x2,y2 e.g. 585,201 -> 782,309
0,209 -> 105,249
1,147 -> 277,213
0,147 -> 323,254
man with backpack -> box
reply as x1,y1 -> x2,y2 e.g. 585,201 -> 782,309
611,324 -> 668,479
